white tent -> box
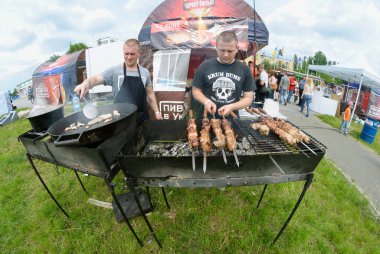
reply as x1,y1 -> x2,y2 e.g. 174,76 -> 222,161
0,91 -> 12,116
308,52 -> 380,127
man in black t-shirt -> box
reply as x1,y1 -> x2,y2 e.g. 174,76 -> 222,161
192,31 -> 255,118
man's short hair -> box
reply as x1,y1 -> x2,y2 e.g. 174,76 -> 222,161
124,39 -> 141,52
216,31 -> 238,45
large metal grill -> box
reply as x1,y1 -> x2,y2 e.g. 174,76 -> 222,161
118,119 -> 326,188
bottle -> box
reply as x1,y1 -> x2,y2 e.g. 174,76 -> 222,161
72,94 -> 81,112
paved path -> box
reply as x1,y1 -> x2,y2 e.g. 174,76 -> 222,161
280,102 -> 380,216
13,97 -> 32,109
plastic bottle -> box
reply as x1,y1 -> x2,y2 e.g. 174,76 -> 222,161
72,94 -> 81,112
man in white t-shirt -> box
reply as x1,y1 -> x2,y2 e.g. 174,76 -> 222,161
256,64 -> 269,102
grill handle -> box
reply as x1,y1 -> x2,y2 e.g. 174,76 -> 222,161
53,131 -> 84,147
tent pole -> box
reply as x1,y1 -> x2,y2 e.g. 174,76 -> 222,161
348,74 -> 363,128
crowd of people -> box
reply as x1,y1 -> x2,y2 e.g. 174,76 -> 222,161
250,64 -> 314,117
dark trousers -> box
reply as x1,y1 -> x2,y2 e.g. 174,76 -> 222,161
298,89 -> 304,105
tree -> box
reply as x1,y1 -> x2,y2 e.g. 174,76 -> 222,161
11,88 -> 18,97
66,42 -> 88,54
48,54 -> 60,62
313,51 -> 327,65
293,54 -> 298,70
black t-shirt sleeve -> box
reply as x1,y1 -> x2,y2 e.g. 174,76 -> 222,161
242,64 -> 256,92
192,62 -> 206,89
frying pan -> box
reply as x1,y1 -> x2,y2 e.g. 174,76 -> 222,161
47,103 -> 137,147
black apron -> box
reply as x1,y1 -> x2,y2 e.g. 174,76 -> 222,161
114,63 -> 148,124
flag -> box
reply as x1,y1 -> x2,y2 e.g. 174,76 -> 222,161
271,47 -> 278,59
278,47 -> 285,56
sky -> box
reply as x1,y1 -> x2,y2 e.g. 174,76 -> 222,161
1,0 -> 380,92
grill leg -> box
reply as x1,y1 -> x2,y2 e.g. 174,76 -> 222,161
161,188 -> 170,210
271,173 -> 314,246
105,178 -> 143,247
257,184 -> 268,208
26,153 -> 70,218
145,187 -> 154,208
74,171 -> 88,194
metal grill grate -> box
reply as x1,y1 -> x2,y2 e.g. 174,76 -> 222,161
233,119 -> 326,155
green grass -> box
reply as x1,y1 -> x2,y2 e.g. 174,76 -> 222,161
1,118 -> 380,253
317,114 -> 380,156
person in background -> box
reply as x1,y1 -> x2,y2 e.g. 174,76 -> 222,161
339,101 -> 353,136
300,77 -> 315,117
74,39 -> 163,122
294,80 -> 299,103
268,70 -> 277,99
298,75 -> 306,106
279,72 -> 289,105
256,64 -> 269,103
287,74 -> 296,104
274,71 -> 283,101
192,31 -> 255,118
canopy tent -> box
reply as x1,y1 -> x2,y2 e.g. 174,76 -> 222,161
0,91 -> 12,116
138,0 -> 269,70
137,0 -> 269,119
309,52 -> 380,126
32,50 -> 86,106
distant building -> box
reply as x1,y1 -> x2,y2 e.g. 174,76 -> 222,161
96,37 -> 118,46
16,79 -> 32,98
245,52 -> 294,71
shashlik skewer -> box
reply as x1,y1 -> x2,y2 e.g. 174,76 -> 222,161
210,117 -> 227,164
221,115 -> 239,167
200,110 -> 211,173
187,110 -> 198,171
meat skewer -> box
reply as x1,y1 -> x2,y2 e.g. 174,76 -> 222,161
210,116 -> 227,164
200,110 -> 211,173
221,114 -> 239,167
187,110 -> 198,171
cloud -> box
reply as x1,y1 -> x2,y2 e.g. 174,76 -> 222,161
0,28 -> 36,50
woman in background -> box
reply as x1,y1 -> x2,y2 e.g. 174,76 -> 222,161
268,70 -> 277,99
300,77 -> 314,117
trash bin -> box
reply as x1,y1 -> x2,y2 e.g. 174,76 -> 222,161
360,117 -> 379,144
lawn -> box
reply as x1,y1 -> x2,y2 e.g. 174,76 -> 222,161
317,114 -> 380,156
1,117 -> 380,253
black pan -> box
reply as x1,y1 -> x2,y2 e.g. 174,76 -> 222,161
47,103 -> 137,147
27,104 -> 64,132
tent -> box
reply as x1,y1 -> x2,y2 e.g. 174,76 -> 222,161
137,0 -> 269,119
32,50 -> 86,106
0,91 -> 12,115
309,52 -> 380,125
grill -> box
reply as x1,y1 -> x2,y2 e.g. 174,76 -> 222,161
118,119 -> 326,188
19,118 -> 326,247
18,122 -> 162,248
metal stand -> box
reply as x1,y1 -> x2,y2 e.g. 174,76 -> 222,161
271,173 -> 314,246
256,184 -> 268,208
145,187 -> 154,208
26,153 -> 70,218
104,178 -> 144,247
127,179 -> 162,248
74,171 -> 88,194
161,188 -> 171,210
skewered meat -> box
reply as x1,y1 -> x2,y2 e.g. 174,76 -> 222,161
200,117 -> 212,153
258,125 -> 270,136
187,119 -> 199,148
222,119 -> 237,151
200,115 -> 212,152
250,123 -> 270,136
210,118 -> 226,149
260,118 -> 310,144
249,123 -> 260,130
